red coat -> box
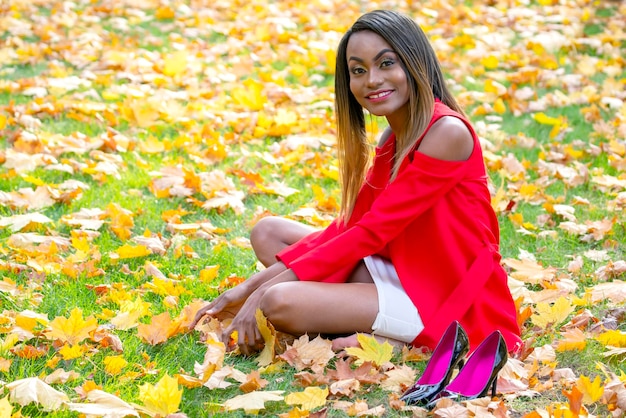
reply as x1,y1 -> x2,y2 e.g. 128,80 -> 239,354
277,101 -> 522,353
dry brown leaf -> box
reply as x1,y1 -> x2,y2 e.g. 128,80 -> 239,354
222,390 -> 284,414
279,334 -> 335,373
66,390 -> 139,417
6,377 -> 70,411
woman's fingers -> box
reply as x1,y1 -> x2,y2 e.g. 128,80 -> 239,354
222,318 -> 263,355
190,303 -> 212,329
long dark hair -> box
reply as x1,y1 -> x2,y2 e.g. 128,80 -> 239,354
335,10 -> 464,221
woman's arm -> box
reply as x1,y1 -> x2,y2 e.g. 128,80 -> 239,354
190,261 -> 288,327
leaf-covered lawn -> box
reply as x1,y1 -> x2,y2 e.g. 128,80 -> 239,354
0,0 -> 624,416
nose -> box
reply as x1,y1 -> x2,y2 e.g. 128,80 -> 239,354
367,68 -> 383,87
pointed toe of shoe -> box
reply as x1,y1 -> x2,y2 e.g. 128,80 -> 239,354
400,383 -> 444,405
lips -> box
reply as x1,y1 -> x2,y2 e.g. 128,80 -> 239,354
366,90 -> 393,101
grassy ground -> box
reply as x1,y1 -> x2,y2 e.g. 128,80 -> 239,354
0,0 -> 625,416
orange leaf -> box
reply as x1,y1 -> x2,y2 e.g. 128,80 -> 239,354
240,370 -> 269,393
562,385 -> 583,415
556,328 -> 587,352
11,344 -> 48,359
137,312 -> 178,345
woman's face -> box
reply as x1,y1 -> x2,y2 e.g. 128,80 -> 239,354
345,30 -> 410,129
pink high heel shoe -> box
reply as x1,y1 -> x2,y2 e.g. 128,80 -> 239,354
400,321 -> 469,405
427,330 -> 508,408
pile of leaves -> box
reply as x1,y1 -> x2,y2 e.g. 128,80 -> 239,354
0,0 -> 624,416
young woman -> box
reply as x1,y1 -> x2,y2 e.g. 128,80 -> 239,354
192,10 -> 522,356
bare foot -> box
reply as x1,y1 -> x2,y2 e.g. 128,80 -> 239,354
331,333 -> 408,351
331,334 -> 360,351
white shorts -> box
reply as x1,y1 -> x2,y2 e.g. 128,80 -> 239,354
364,255 -> 424,343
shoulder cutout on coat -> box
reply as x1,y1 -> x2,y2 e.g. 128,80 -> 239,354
417,116 -> 474,161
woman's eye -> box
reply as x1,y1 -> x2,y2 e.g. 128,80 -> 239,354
381,59 -> 394,67
350,67 -> 365,75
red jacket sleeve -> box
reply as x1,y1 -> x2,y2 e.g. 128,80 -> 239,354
276,219 -> 360,283
285,152 -> 469,282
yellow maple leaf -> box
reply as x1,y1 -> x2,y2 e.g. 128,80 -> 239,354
576,375 -> 604,404
103,355 -> 128,375
345,334 -> 394,367
199,265 -> 220,283
143,277 -> 188,297
231,79 -> 266,111
493,98 -> 507,114
155,5 -> 175,19
481,55 -> 499,70
138,373 -> 182,416
531,297 -> 575,328
256,308 -> 276,367
595,330 -> 626,347
104,203 -> 134,240
47,308 -> 98,346
112,244 -> 151,260
0,394 -> 11,418
533,112 -> 561,126
284,386 -> 329,410
110,297 -> 152,331
59,344 -> 86,361
163,51 -> 187,77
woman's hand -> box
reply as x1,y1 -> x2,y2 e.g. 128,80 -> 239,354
220,291 -> 265,355
190,287 -> 246,329
190,263 -> 288,330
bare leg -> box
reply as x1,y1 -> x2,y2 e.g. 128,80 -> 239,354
250,216 -> 317,267
260,262 -> 378,336
260,281 -> 378,336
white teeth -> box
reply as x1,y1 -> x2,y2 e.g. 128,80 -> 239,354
369,91 -> 390,99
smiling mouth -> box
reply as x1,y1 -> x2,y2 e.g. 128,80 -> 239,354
367,90 -> 393,100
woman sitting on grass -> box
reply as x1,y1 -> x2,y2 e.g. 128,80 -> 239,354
192,9 -> 522,356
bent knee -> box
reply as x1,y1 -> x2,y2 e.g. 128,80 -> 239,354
259,283 -> 298,330
250,216 -> 282,249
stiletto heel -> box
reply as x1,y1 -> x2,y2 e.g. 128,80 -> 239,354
400,321 -> 469,406
427,330 -> 508,408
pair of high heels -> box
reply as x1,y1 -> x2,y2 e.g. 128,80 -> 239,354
400,321 -> 508,407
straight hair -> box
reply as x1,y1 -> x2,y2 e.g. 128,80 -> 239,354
335,10 -> 465,222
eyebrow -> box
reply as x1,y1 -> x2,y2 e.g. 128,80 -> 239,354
348,48 -> 396,63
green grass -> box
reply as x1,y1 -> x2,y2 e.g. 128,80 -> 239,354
0,0 -> 625,416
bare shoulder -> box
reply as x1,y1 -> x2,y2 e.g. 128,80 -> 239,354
417,116 -> 474,161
